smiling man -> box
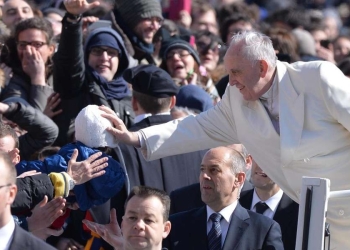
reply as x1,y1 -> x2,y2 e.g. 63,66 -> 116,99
107,0 -> 163,64
240,160 -> 298,250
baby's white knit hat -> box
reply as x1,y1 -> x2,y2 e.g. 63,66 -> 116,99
75,105 -> 118,148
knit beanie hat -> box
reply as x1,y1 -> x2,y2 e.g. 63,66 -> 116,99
75,105 -> 118,148
161,37 -> 201,65
115,0 -> 163,29
86,32 -> 122,55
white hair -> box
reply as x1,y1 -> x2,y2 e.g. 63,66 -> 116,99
229,31 -> 277,68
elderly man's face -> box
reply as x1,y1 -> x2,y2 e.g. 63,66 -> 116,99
2,0 -> 34,28
224,43 -> 268,101
134,17 -> 162,44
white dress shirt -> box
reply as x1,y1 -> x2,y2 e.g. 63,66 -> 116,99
0,218 -> 15,250
250,188 -> 284,219
206,200 -> 238,247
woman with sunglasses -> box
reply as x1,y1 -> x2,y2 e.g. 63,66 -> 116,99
0,17 -> 57,112
53,0 -> 134,146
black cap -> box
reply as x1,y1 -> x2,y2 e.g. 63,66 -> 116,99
123,65 -> 179,98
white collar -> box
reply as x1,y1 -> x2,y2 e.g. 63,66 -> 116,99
206,200 -> 238,224
0,218 -> 15,250
260,73 -> 278,100
251,188 -> 284,213
134,112 -> 171,124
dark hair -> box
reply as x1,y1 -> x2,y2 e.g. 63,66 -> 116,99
220,14 -> 253,44
337,57 -> 350,77
1,17 -> 55,79
265,27 -> 300,63
265,7 -> 310,30
132,90 -> 172,114
14,17 -> 54,45
0,122 -> 19,149
37,146 -> 61,160
126,186 -> 171,221
0,151 -> 16,184
153,19 -> 179,44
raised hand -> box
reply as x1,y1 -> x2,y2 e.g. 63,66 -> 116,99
82,208 -> 124,249
27,196 -> 66,233
67,149 -> 108,185
99,105 -> 140,147
63,0 -> 100,16
43,92 -> 63,118
22,46 -> 46,86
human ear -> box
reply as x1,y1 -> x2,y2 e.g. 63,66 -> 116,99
235,172 -> 245,187
162,221 -> 171,238
259,60 -> 269,78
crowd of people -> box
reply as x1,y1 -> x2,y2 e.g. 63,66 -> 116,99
0,0 -> 350,249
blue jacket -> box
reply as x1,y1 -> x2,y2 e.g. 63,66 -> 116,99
16,141 -> 125,211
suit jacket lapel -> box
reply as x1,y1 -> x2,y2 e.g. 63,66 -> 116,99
222,204 -> 249,250
188,207 -> 208,250
277,61 -> 305,166
273,193 -> 295,224
239,189 -> 254,210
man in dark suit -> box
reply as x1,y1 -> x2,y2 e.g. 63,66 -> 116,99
239,159 -> 298,250
169,144 -> 253,214
0,151 -> 55,249
163,147 -> 283,250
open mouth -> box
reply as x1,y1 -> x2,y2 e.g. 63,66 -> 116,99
255,172 -> 268,177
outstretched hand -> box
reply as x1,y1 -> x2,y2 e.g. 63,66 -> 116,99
99,105 -> 140,147
67,149 -> 108,185
83,208 -> 124,249
27,196 -> 66,233
64,0 -> 100,16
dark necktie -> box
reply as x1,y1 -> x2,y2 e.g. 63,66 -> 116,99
255,201 -> 269,214
208,213 -> 222,250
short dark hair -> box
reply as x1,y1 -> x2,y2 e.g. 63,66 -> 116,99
14,17 -> 54,45
37,146 -> 61,160
132,90 -> 172,114
0,122 -> 19,149
126,186 -> 171,221
0,151 -> 16,184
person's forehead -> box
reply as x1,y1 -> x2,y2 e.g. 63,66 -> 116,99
126,196 -> 164,216
0,135 -> 16,151
202,148 -> 230,165
4,0 -> 31,10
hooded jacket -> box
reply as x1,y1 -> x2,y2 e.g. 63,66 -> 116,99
53,15 -> 135,146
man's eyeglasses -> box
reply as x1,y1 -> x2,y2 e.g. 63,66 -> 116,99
166,50 -> 191,60
0,184 -> 11,190
144,17 -> 163,27
16,41 -> 48,50
90,47 -> 119,57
